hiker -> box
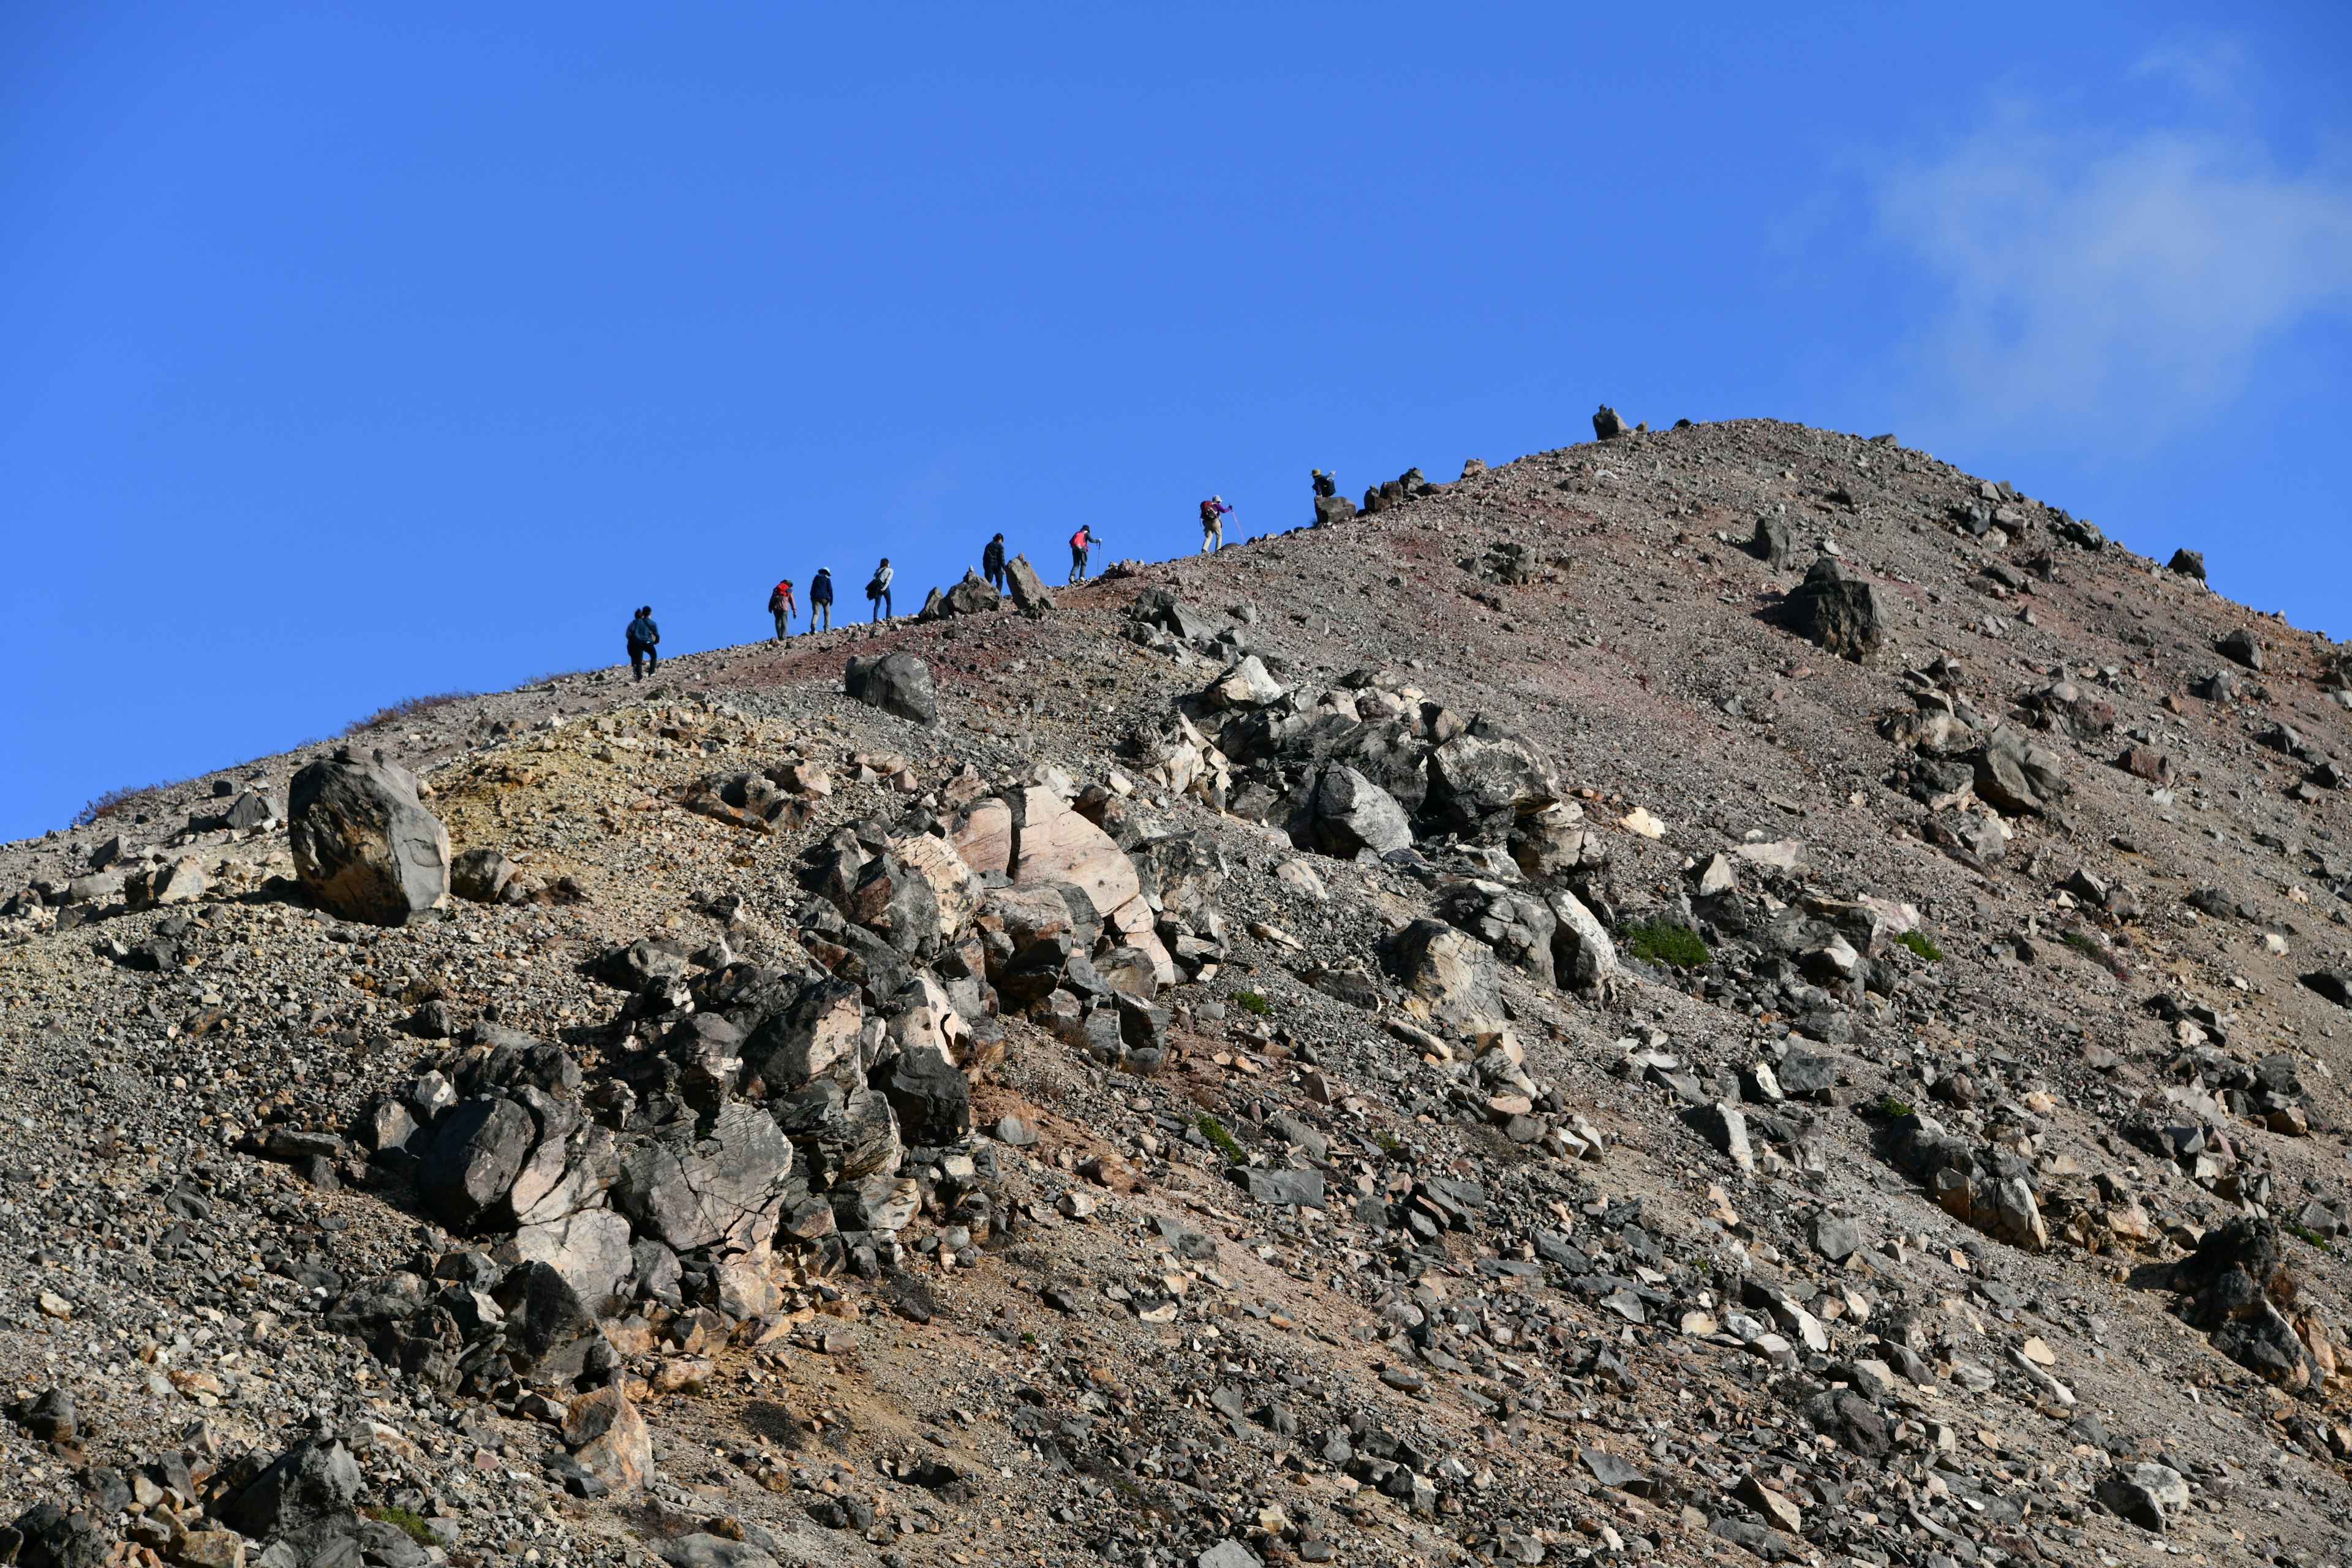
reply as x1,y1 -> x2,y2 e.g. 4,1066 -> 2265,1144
867,557 -> 894,621
767,578 -> 796,641
626,606 -> 660,680
1311,469 -> 1335,499
809,568 -> 834,631
982,532 -> 1008,592
1068,525 -> 1098,584
1199,495 -> 1232,554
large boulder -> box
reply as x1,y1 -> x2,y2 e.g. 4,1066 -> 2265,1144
493,1260 -> 608,1381
417,1098 -> 537,1234
1423,722 -> 1553,840
942,569 -> 1000,616
288,748 -> 451,925
739,976 -> 865,1099
1381,919 -> 1507,1036
1592,404 -> 1629,440
1004,554 -> 1055,614
773,1080 -> 903,1189
500,1209 -> 634,1314
1435,880 -> 1557,985
612,1103 -> 797,1253
832,854 -> 941,957
1785,558 -> 1888,662
1310,766 -> 1414,858
1313,494 -> 1357,528
1972,725 -> 2069,815
221,1438 -> 361,1541
869,1038 -> 971,1147
844,651 -> 938,726
1010,787 -> 1143,921
565,1386 -> 654,1492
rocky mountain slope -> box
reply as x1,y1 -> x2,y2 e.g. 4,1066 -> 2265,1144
2,414 -> 2351,1568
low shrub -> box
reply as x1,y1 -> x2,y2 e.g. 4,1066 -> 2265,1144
345,692 -> 473,736
1894,929 -> 1943,962
1624,920 -> 1711,970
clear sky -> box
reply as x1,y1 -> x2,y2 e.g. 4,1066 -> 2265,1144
3,4 -> 2348,840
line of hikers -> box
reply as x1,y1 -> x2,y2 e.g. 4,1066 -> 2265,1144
629,478 -> 1346,671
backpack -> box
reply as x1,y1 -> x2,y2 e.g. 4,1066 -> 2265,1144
1199,499 -> 1218,524
767,587 -> 785,612
1071,527 -> 1089,550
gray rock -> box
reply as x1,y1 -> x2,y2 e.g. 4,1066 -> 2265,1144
942,569 -> 1001,616
739,976 -> 865,1098
1785,557 -> 1888,662
1973,724 -> 2068,814
1312,494 -> 1356,528
2217,628 -> 2263,671
2098,1463 -> 2190,1532
830,854 -> 940,956
660,1534 -> 782,1568
1310,766 -> 1414,858
1775,1050 -> 1839,1095
1686,1101 -> 1754,1172
829,1173 -> 919,1232
2167,548 -> 2206,580
1197,1544 -> 1261,1568
612,1102 -> 797,1253
1265,1112 -> 1328,1163
417,1097 -> 536,1234
1811,1214 -> 1863,1262
844,650 -> 939,726
1003,553 -> 1057,614
1380,918 -> 1507,1036
287,750 -> 451,925
1435,879 -> 1556,986
1749,514 -> 1795,568
1578,1447 -> 1642,1488
1422,723 -> 1554,841
1227,1166 -> 1325,1208
224,789 -> 279,829
1545,886 -> 1618,989
450,848 -> 519,904
992,1114 -> 1038,1147
221,1438 -> 361,1540
870,1039 -> 970,1147
772,1080 -> 903,1190
492,1261 -> 608,1382
1591,404 -> 1629,440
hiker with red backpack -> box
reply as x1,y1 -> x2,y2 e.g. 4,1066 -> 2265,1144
1199,494 -> 1232,553
1068,525 -> 1098,584
767,578 -> 797,640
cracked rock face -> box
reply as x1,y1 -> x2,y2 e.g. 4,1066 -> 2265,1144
612,1103 -> 797,1254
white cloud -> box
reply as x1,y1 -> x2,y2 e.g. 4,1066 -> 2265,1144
1873,96 -> 2352,442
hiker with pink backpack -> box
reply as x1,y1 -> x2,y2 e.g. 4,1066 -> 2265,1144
1199,494 -> 1232,553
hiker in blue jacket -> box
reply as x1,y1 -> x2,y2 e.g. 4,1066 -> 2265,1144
809,568 -> 834,631
626,606 -> 659,680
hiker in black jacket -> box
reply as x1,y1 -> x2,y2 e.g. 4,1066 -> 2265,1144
982,533 -> 1008,592
809,568 -> 834,631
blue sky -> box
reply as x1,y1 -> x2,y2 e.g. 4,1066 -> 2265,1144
3,4 -> 2348,840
